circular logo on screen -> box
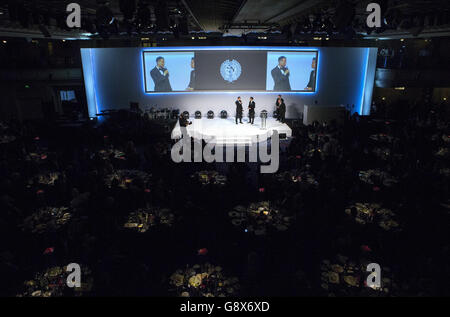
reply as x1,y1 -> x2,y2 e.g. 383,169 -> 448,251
220,59 -> 241,83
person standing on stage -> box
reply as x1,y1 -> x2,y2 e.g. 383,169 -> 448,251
248,97 -> 256,124
276,95 -> 286,123
235,96 -> 243,124
150,56 -> 172,92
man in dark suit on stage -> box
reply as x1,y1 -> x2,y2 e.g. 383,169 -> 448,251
271,56 -> 291,91
235,96 -> 243,124
187,57 -> 195,91
248,97 -> 256,124
150,56 -> 172,92
276,95 -> 286,123
305,57 -> 317,91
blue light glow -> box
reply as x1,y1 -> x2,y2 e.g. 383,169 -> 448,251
81,48 -> 100,117
359,48 -> 370,115
90,49 -> 100,115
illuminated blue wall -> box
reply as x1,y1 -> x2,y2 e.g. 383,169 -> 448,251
81,46 -> 377,118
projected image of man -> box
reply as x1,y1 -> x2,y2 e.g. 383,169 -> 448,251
187,57 -> 195,91
305,57 -> 317,91
150,56 -> 172,92
271,56 -> 291,91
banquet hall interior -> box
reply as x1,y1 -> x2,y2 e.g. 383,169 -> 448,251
0,0 -> 449,299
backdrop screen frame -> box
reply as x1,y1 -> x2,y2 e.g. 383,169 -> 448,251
142,49 -> 319,94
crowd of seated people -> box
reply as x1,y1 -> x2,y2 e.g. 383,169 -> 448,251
0,98 -> 448,296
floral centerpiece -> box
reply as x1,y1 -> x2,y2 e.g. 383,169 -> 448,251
21,207 -> 72,234
124,207 -> 175,233
169,263 -> 239,297
228,201 -> 292,235
17,265 -> 93,297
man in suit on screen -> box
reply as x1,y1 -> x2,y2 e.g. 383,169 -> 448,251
150,56 -> 172,92
187,57 -> 195,91
271,56 -> 291,91
305,57 -> 317,91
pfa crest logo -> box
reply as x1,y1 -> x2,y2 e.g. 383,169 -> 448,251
220,59 -> 242,83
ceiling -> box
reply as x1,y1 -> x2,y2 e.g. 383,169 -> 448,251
0,0 -> 449,40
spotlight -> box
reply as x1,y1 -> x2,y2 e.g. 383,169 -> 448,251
96,5 -> 114,26
96,5 -> 115,39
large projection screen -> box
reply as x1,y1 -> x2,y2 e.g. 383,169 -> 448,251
81,46 -> 378,118
142,49 -> 318,93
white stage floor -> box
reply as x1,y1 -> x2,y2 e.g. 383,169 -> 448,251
171,117 -> 292,145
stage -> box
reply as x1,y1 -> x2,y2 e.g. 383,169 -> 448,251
171,117 -> 292,145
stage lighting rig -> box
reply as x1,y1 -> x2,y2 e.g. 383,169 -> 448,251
383,8 -> 401,29
136,2 -> 152,30
120,0 -> 136,21
179,16 -> 189,35
82,18 -> 96,35
96,4 -> 114,26
17,3 -> 31,28
7,1 -> 19,21
96,4 -> 115,39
